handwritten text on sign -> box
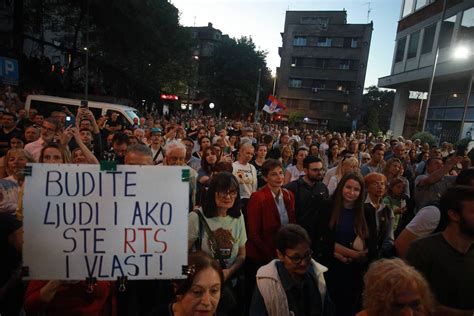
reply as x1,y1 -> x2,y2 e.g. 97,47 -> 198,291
23,164 -> 189,280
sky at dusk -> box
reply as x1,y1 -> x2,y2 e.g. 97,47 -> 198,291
171,0 -> 403,89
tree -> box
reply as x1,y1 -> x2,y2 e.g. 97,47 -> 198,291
288,111 -> 304,126
202,36 -> 272,115
361,86 -> 395,132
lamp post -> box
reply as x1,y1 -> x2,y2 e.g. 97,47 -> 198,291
454,45 -> 474,140
254,68 -> 262,123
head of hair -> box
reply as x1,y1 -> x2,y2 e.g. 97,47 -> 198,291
164,140 -> 186,156
330,172 -> 367,239
382,158 -> 402,176
292,147 -> 308,165
213,161 -> 234,174
174,252 -> 224,296
364,172 -> 387,187
262,134 -> 273,145
2,111 -> 16,120
112,133 -> 130,146
371,143 -> 385,154
201,147 -> 219,173
203,172 -> 241,218
261,158 -> 282,177
303,155 -> 323,169
275,224 -> 311,253
198,135 -> 211,147
387,177 -> 406,197
182,137 -> 194,144
439,186 -> 474,221
239,141 -> 254,152
39,142 -> 71,163
43,117 -> 60,131
126,144 -> 152,157
5,148 -> 35,176
335,156 -> 359,179
455,168 -> 474,186
363,258 -> 433,315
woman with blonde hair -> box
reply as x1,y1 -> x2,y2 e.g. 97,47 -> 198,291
279,145 -> 293,171
327,156 -> 360,196
357,258 -> 433,316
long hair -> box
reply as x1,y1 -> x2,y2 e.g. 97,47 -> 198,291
201,147 -> 219,175
39,142 -> 71,163
202,172 -> 241,218
329,172 -> 368,239
5,148 -> 35,176
363,258 -> 434,315
335,156 -> 359,180
382,158 -> 402,178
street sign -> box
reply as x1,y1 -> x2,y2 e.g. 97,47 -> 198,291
0,56 -> 19,86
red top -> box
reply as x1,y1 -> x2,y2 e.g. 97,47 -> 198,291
246,186 -> 296,262
25,280 -> 114,316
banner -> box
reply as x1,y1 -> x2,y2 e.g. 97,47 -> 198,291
23,164 -> 189,280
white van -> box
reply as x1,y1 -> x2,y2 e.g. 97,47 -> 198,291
24,95 -> 140,126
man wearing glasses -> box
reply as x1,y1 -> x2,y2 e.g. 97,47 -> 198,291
24,117 -> 60,162
250,224 -> 332,315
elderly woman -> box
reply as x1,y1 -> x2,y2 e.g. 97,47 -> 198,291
357,258 -> 434,316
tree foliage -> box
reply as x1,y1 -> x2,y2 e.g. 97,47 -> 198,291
411,131 -> 437,147
361,86 -> 395,132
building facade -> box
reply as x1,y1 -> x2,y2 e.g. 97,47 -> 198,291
276,11 -> 372,130
378,0 -> 474,143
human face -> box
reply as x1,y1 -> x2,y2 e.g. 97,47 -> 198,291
33,114 -> 44,126
73,149 -> 87,164
165,148 -> 186,166
389,162 -> 402,176
310,145 -> 319,157
342,161 -> 359,175
150,133 -> 162,144
7,152 -> 28,175
256,146 -> 267,159
277,242 -> 312,278
79,120 -> 92,131
331,145 -> 339,155
80,130 -> 92,144
394,145 -> 406,158
200,138 -> 211,150
182,140 -> 194,156
391,182 -> 405,197
426,159 -> 443,174
40,122 -> 57,142
280,135 -> 290,145
342,179 -> 361,205
123,129 -> 133,137
198,129 -> 207,139
113,143 -> 128,157
205,151 -> 217,165
296,150 -> 308,163
125,152 -> 153,166
239,146 -> 254,164
305,135 -> 312,145
264,166 -> 284,189
367,180 -> 386,198
42,147 -> 64,163
2,115 -> 16,128
459,200 -> 474,238
215,188 -> 238,210
372,149 -> 384,163
10,138 -> 24,149
305,162 -> 324,182
389,287 -> 426,316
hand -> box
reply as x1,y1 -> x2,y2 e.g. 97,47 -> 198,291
222,269 -> 232,281
59,126 -> 74,145
353,249 -> 368,262
334,252 -> 350,264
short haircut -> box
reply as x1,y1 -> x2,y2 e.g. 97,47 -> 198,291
239,142 -> 254,152
276,224 -> 311,253
426,157 -> 442,168
43,117 -> 60,130
364,172 -> 387,186
203,172 -> 241,218
261,158 -> 282,177
164,140 -> 186,155
371,143 -> 385,153
262,134 -> 273,145
363,258 -> 433,315
439,186 -> 474,219
2,112 -> 16,120
126,144 -> 152,157
182,137 -> 194,144
303,155 -> 323,169
455,168 -> 474,186
214,161 -> 233,173
112,133 -> 130,146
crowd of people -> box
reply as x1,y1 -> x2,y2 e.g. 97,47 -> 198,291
1,84 -> 474,316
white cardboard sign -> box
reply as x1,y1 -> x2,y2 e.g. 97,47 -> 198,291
23,164 -> 189,280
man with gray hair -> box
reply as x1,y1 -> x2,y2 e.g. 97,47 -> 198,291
125,144 -> 153,165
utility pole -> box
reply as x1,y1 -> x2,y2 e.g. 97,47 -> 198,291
84,0 -> 90,100
254,68 -> 262,123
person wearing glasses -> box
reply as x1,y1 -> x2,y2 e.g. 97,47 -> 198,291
250,224 -> 332,316
24,117 -> 60,162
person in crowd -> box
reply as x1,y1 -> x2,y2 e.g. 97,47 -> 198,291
3,148 -> 34,185
323,142 -> 340,170
39,142 -> 71,164
357,258 -> 434,316
197,147 -> 220,205
250,224 -> 333,316
302,133 -> 313,149
250,143 -> 267,189
360,144 -> 385,176
24,126 -> 40,144
24,117 -> 60,162
285,155 -> 328,237
309,143 -> 320,158
105,112 -> 123,134
188,172 -> 246,315
313,172 -> 375,316
414,156 -> 461,210
406,186 -> 474,315
0,112 -> 21,157
395,168 -> 474,258
181,137 -> 201,171
383,177 -> 413,237
327,156 -> 359,196
232,142 -> 257,216
193,135 -> 212,159
280,144 -> 293,171
364,173 -> 394,258
148,128 -> 164,165
382,158 -> 411,198
283,147 -> 308,185
106,132 -> 130,164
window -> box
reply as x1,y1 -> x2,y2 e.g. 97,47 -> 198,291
291,57 -> 298,67
351,38 -> 358,48
313,80 -> 326,89
407,31 -> 420,59
317,37 -> 332,47
289,79 -> 302,88
438,15 -> 456,48
336,82 -> 346,91
458,7 -> 474,43
293,36 -> 307,46
301,17 -> 329,26
339,60 -> 351,70
421,24 -> 436,54
402,0 -> 415,17
315,59 -> 327,68
415,0 -> 428,10
395,37 -> 407,62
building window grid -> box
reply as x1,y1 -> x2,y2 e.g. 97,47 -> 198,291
407,30 -> 420,59
401,0 -> 434,19
289,78 -> 302,88
293,36 -> 307,46
395,37 -> 407,62
421,24 -> 436,55
317,37 -> 332,47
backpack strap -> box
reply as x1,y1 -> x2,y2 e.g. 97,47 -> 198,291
193,209 -> 227,269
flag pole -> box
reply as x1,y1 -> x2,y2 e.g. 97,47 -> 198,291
254,68 -> 262,124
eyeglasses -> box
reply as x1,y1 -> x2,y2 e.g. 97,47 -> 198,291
284,250 -> 313,264
41,125 -> 56,133
217,190 -> 238,198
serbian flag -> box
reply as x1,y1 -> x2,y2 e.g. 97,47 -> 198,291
262,95 -> 286,114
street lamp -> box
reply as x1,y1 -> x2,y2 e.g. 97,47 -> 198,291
209,102 -> 215,109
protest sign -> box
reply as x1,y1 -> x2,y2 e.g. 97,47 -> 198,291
23,164 -> 189,280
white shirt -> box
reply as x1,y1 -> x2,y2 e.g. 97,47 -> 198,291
405,205 -> 440,237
